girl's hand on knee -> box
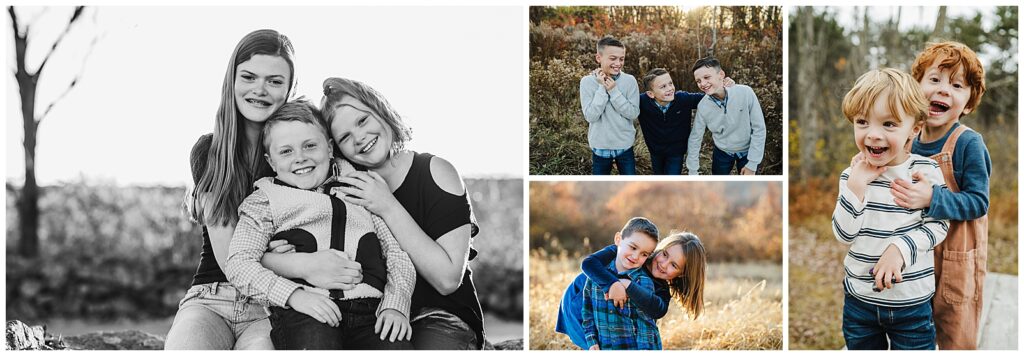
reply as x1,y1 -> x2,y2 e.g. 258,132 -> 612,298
287,289 -> 341,327
375,309 -> 412,342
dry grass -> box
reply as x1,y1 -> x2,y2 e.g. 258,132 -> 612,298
529,249 -> 782,350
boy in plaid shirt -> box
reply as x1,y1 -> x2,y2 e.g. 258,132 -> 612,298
580,217 -> 661,350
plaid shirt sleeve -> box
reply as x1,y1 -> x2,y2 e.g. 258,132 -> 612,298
371,212 -> 416,318
225,190 -> 302,307
627,269 -> 663,350
581,279 -> 599,348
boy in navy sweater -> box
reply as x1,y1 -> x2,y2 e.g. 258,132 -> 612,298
639,68 -> 733,175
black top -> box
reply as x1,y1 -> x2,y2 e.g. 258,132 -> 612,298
394,152 -> 484,348
187,133 -> 273,286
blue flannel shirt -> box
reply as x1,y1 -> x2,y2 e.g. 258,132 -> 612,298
581,261 -> 662,350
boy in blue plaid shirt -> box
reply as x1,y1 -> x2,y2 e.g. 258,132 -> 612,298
580,217 -> 661,350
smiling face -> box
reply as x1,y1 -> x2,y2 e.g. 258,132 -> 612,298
693,65 -> 726,99
919,55 -> 973,131
648,244 -> 686,280
853,91 -> 921,167
328,96 -> 393,168
264,121 -> 332,190
646,73 -> 676,105
596,45 -> 625,77
234,54 -> 291,123
614,232 -> 657,272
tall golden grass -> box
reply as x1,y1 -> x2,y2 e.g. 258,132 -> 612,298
529,249 -> 782,350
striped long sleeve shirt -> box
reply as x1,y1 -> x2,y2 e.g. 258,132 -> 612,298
832,154 -> 949,308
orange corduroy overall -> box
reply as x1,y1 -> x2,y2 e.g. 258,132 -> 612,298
929,125 -> 988,350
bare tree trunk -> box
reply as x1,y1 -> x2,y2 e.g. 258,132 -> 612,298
797,7 -> 820,179
8,6 -> 90,258
930,6 -> 948,42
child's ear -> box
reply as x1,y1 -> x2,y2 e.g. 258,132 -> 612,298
614,232 -> 622,246
645,91 -> 655,99
595,52 -> 601,64
264,153 -> 275,172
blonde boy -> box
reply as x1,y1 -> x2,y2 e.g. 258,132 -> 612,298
832,68 -> 949,350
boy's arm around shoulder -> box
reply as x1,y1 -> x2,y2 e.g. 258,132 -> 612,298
928,132 -> 991,220
892,163 -> 949,268
744,86 -> 768,173
580,75 -> 609,123
372,211 -> 416,318
226,189 -> 303,307
833,167 -> 867,245
624,272 -> 669,319
581,244 -> 619,293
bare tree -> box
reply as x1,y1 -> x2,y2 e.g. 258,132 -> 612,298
9,6 -> 96,258
930,6 -> 948,42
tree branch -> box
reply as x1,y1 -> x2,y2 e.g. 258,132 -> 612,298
36,6 -> 85,75
39,32 -> 97,124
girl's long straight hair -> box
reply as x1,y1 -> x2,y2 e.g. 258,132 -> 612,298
655,232 -> 707,320
186,29 -> 296,226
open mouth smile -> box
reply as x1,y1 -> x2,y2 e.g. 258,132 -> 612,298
292,166 -> 314,175
245,98 -> 273,108
359,137 -> 378,154
929,101 -> 950,115
866,145 -> 889,156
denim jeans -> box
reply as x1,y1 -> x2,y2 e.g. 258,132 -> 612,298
411,307 -> 480,350
592,147 -> 636,175
269,298 -> 413,350
164,282 -> 273,350
843,294 -> 936,350
711,146 -> 750,175
649,152 -> 684,175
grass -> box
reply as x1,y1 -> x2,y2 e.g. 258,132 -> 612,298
529,249 -> 782,350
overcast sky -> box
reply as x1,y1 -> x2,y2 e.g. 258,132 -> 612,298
6,6 -> 524,186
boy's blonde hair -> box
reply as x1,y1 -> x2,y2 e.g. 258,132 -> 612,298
911,41 -> 986,117
842,68 -> 928,126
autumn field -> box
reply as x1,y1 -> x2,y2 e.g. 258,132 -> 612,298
529,248 -> 782,350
